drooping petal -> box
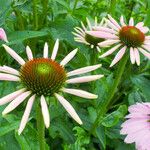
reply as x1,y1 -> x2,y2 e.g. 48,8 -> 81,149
60,49 -> 78,66
136,22 -> 144,29
98,39 -> 120,47
67,64 -> 102,77
129,47 -> 135,64
40,95 -> 50,128
0,73 -> 20,81
3,44 -> 25,65
129,17 -> 134,26
66,75 -> 104,84
134,48 -> 140,66
43,42 -> 48,58
99,44 -> 122,58
0,66 -> 19,76
93,26 -> 117,34
18,94 -> 35,135
142,44 -> 150,52
62,88 -> 98,99
120,16 -> 126,26
110,46 -> 126,67
0,28 -> 8,42
26,46 -> 33,60
108,14 -> 121,29
2,91 -> 31,115
51,39 -> 59,60
55,93 -> 82,124
0,88 -> 26,105
139,48 -> 150,59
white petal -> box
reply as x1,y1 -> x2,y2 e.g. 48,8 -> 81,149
2,91 -> 31,115
18,94 -> 35,135
67,64 -> 102,77
93,26 -> 117,34
26,46 -> 33,60
142,44 -> 150,52
129,17 -> 134,26
140,27 -> 149,34
81,21 -> 87,31
130,47 -> 135,64
43,42 -> 48,58
108,14 -> 121,29
40,95 -> 50,128
145,36 -> 150,40
66,75 -> 104,84
136,22 -> 144,28
2,44 -> 25,65
86,18 -> 92,30
0,88 -> 26,105
99,44 -> 122,58
105,18 -> 119,31
98,39 -> 120,47
60,49 -> 78,66
139,48 -> 150,59
110,46 -> 126,67
0,73 -> 20,81
55,93 -> 82,124
62,88 -> 98,99
0,66 -> 19,76
51,39 -> 59,60
134,48 -> 140,66
120,16 -> 126,26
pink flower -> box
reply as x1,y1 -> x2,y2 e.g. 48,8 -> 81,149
0,28 -> 8,42
120,103 -> 150,150
87,15 -> 150,67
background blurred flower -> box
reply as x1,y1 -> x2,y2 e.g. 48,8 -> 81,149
0,28 -> 8,43
0,39 -> 103,135
120,103 -> 150,150
72,17 -> 105,52
87,15 -> 150,67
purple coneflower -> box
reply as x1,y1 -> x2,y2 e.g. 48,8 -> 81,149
0,39 -> 103,134
87,15 -> 150,67
0,28 -> 8,42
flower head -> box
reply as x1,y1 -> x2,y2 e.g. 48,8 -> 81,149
87,15 -> 150,66
120,103 -> 150,150
0,28 -> 8,43
0,39 -> 103,134
73,17 -> 105,52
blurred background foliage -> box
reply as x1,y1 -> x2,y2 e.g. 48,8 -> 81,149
0,0 -> 150,149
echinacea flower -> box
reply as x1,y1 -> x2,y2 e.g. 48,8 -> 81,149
87,15 -> 150,67
0,28 -> 8,43
0,39 -> 103,135
72,17 -> 105,52
120,103 -> 150,150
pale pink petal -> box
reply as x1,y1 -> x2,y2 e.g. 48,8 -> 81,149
134,48 -> 140,66
98,39 -> 120,47
43,42 -> 48,58
130,47 -> 135,64
60,49 -> 78,66
0,73 -> 20,81
0,66 -> 19,76
86,31 -> 118,39
93,26 -> 117,34
99,44 -> 122,58
0,28 -> 8,42
55,93 -> 82,124
105,18 -> 119,31
138,27 -> 149,34
51,39 -> 59,60
145,35 -> 150,40
120,16 -> 126,26
136,22 -> 144,28
110,46 -> 126,67
74,28 -> 84,36
18,94 -> 35,135
129,17 -> 134,26
75,27 -> 85,35
67,64 -> 102,77
108,14 -> 121,29
62,88 -> 98,99
66,75 -> 104,84
2,91 -> 31,115
142,44 -> 150,52
26,46 -> 33,60
0,88 -> 26,105
2,44 -> 25,65
40,95 -> 50,128
139,47 -> 150,59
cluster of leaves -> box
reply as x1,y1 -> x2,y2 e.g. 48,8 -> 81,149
0,0 -> 150,149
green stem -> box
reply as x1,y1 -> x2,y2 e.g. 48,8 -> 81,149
33,0 -> 39,30
89,54 -> 128,134
36,104 -> 45,150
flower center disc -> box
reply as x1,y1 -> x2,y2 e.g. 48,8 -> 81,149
85,33 -> 103,46
119,26 -> 145,47
20,58 -> 66,96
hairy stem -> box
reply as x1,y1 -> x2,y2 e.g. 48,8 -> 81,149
33,0 -> 39,30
